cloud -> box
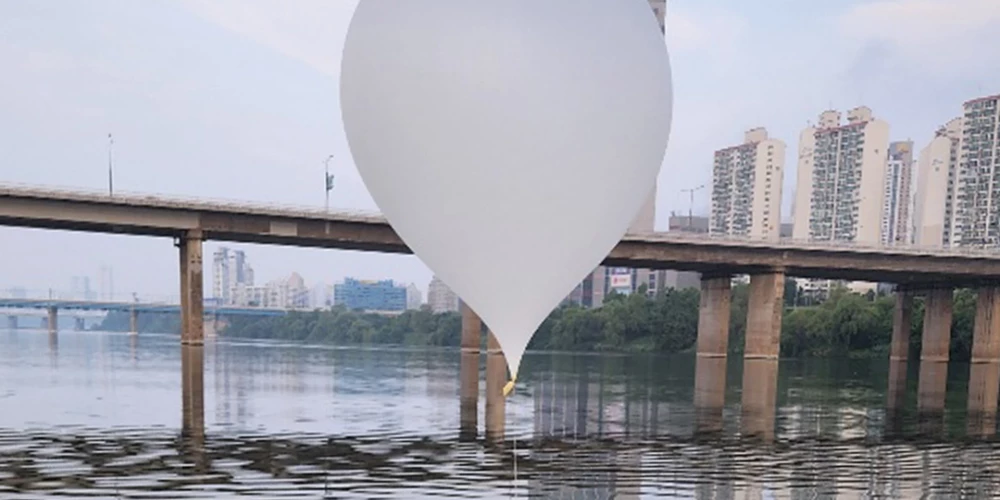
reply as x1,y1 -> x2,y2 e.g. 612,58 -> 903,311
839,0 -> 1000,76
179,0 -> 358,77
666,6 -> 748,66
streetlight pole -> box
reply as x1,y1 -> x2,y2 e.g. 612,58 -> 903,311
324,154 -> 335,212
108,133 -> 114,196
680,184 -> 705,229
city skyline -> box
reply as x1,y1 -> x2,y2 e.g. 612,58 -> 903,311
1,0 -> 997,298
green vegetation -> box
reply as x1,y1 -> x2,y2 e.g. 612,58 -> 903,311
98,285 -> 982,360
96,310 -> 180,334
224,307 -> 463,347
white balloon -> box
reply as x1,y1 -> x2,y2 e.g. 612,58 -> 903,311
341,0 -> 672,385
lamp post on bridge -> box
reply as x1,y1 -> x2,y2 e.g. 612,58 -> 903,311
108,133 -> 115,197
680,184 -> 706,229
324,154 -> 335,212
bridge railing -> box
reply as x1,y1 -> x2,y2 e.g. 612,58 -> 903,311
0,182 -> 385,222
625,230 -> 1000,259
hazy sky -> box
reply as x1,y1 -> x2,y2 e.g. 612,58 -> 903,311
1,0 -> 997,300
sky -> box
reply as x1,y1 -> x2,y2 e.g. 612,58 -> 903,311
0,0 -> 998,301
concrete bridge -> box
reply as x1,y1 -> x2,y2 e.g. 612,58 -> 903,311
4,183 -> 1000,431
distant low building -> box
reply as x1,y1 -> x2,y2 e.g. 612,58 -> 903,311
334,278 -> 407,312
427,276 -> 459,313
406,284 -> 423,310
668,213 -> 709,234
235,272 -> 308,309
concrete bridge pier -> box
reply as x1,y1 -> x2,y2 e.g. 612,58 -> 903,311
693,275 -> 731,433
46,306 -> 57,334
6,316 -> 15,330
968,287 -> 1000,434
740,270 -> 784,441
886,290 -> 914,426
968,363 -> 1000,437
459,302 -> 481,440
178,230 -> 204,346
743,271 -> 785,360
74,317 -> 85,331
885,359 -> 909,435
485,330 -> 506,443
741,359 -> 779,442
918,288 -> 953,416
890,290 -> 914,362
129,308 -> 139,335
181,345 -> 205,460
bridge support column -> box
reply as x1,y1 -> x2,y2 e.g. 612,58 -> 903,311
740,271 -> 783,441
459,302 -> 481,440
129,308 -> 139,335
968,287 -> 1000,433
920,288 -> 953,363
181,345 -> 205,452
7,316 -> 15,330
918,288 -> 953,415
743,271 -> 785,360
971,287 -> 1000,363
741,359 -> 779,441
74,317 -> 85,331
178,230 -> 204,346
485,330 -> 506,442
47,307 -> 57,334
694,276 -> 730,433
696,276 -> 731,358
890,290 -> 914,362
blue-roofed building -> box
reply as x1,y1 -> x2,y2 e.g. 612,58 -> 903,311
333,278 -> 407,312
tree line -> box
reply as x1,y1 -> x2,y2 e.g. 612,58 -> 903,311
96,283 -> 980,360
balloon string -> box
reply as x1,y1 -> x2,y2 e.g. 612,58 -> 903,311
510,384 -> 518,497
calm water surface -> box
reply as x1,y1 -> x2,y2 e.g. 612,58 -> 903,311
0,329 -> 998,498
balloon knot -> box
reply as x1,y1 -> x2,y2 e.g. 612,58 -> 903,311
502,377 -> 517,397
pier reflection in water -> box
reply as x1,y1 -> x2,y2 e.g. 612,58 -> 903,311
2,330 -> 1000,497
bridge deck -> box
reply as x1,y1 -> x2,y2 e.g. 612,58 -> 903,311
3,185 -> 1000,286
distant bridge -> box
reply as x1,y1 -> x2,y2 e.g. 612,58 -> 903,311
0,297 -> 287,317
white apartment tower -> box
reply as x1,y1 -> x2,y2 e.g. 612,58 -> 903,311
793,107 -> 890,245
710,127 -> 786,241
427,276 -> 459,313
880,141 -> 915,245
792,107 -> 890,296
212,247 -> 254,305
914,118 -> 963,247
954,94 -> 1000,247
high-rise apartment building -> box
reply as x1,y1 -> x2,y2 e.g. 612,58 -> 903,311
212,247 -> 254,305
792,107 -> 890,244
914,118 -> 963,247
880,141 -> 915,245
792,107 -> 890,296
710,127 -> 786,241
427,276 -> 459,313
954,94 -> 1000,247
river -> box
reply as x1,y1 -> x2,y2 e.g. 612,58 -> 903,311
0,329 -> 997,498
